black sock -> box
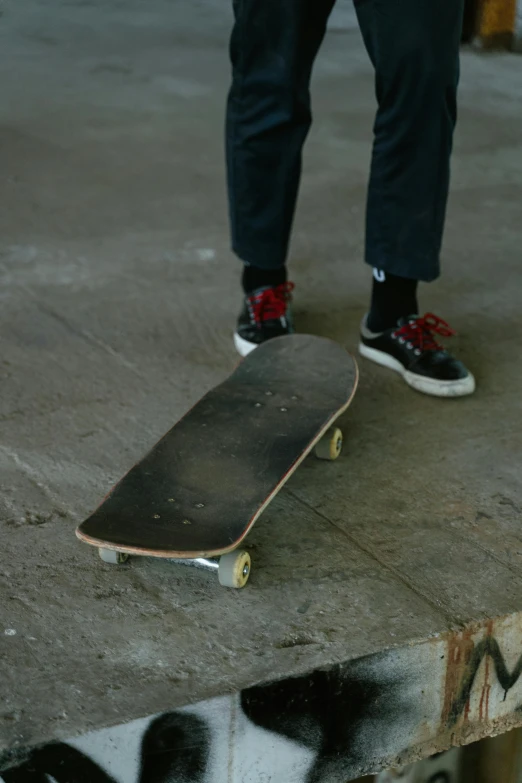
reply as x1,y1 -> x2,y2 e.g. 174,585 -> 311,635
242,265 -> 287,295
367,271 -> 418,333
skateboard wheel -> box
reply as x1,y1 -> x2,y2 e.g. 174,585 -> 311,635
314,427 -> 343,461
98,548 -> 129,565
218,550 -> 251,588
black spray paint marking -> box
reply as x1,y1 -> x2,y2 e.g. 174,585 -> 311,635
447,636 -> 522,727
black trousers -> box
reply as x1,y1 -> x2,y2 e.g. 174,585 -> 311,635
226,0 -> 464,282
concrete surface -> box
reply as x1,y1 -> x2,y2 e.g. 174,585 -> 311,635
328,0 -> 359,31
2,0 -> 522,776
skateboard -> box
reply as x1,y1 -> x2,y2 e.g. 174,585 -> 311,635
76,334 -> 358,588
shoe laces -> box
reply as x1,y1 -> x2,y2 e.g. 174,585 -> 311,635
248,282 -> 294,325
394,313 -> 456,352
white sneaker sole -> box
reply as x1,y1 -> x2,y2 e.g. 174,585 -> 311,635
233,331 -> 258,357
359,342 -> 476,398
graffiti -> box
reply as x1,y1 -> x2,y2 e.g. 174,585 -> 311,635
0,715 -> 461,783
2,622 -> 522,783
137,713 -> 210,783
0,664 -> 457,783
1,743 -> 117,783
443,630 -> 522,729
240,663 -> 410,782
0,712 -> 212,783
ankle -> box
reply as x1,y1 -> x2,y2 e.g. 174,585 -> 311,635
242,265 -> 287,295
368,269 -> 418,332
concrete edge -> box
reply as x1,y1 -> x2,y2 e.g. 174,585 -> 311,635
3,610 -> 522,777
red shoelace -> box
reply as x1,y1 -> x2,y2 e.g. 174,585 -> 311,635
393,313 -> 456,352
248,282 -> 294,324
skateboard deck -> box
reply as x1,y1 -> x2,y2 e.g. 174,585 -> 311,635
76,334 -> 358,586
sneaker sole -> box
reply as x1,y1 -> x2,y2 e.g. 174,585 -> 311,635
358,342 -> 476,398
234,331 -> 258,358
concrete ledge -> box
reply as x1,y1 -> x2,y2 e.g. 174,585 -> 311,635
3,612 -> 522,780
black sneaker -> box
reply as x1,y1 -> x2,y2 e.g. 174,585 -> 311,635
234,282 -> 294,357
359,313 -> 475,397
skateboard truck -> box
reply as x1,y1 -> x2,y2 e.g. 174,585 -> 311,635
97,547 -> 252,588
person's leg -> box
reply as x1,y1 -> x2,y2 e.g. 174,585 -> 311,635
357,0 -> 464,292
226,0 -> 335,279
227,0 -> 335,356
356,0 -> 475,397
